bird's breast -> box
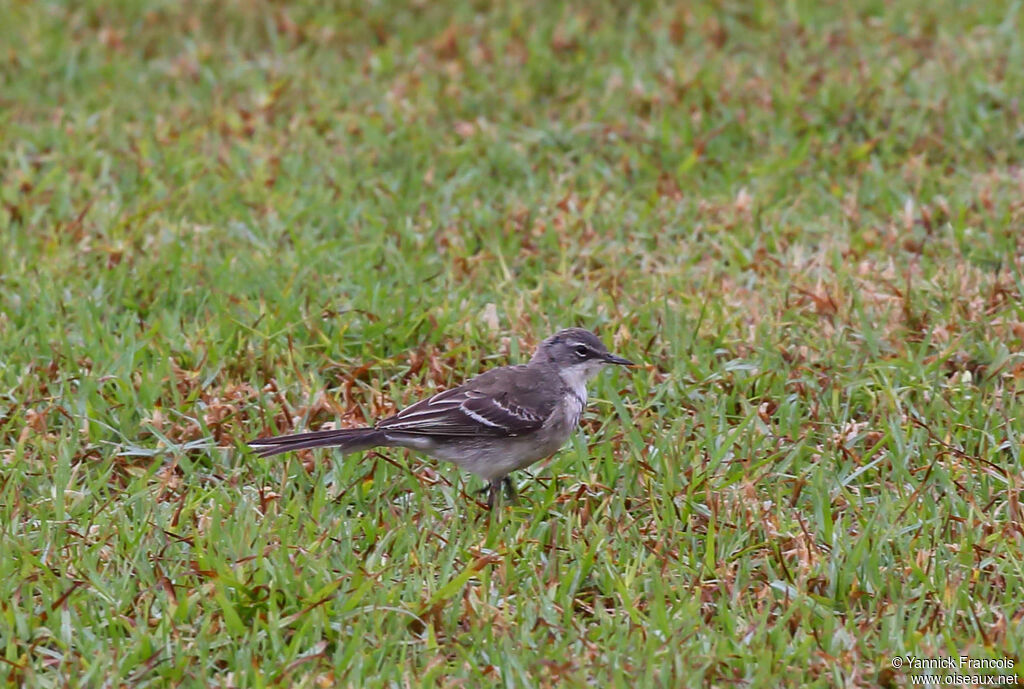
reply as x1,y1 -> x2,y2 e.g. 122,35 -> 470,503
562,391 -> 585,429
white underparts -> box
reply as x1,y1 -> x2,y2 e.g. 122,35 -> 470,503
557,360 -> 605,404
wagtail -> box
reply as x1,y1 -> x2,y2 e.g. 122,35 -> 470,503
249,328 -> 634,508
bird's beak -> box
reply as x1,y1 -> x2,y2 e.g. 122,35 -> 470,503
603,353 -> 635,366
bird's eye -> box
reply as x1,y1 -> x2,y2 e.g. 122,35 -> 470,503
574,345 -> 589,358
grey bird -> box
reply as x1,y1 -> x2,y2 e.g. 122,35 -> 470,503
249,328 -> 634,508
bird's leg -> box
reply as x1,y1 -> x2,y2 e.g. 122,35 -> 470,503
486,479 -> 502,509
477,478 -> 512,509
502,476 -> 518,503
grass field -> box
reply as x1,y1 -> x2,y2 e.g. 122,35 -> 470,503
2,1 -> 1024,686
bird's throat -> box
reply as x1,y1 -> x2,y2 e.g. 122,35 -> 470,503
557,365 -> 593,409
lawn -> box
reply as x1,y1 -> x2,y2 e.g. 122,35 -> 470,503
1,0 -> 1023,686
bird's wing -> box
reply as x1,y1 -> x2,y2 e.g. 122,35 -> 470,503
376,366 -> 560,437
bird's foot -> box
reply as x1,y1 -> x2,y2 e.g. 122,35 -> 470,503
502,476 -> 518,503
478,477 -> 517,509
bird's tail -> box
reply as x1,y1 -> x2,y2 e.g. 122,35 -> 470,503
248,427 -> 387,458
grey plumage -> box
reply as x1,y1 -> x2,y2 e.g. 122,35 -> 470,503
249,327 -> 634,507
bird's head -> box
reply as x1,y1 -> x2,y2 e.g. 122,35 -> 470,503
531,327 -> 635,384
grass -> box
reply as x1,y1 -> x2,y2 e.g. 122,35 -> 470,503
1,0 -> 1023,686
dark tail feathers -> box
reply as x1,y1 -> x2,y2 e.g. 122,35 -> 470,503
248,427 -> 386,458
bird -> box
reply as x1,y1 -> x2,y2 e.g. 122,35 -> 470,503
248,328 -> 634,508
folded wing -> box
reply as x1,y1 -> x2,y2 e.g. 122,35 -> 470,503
377,367 -> 556,437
